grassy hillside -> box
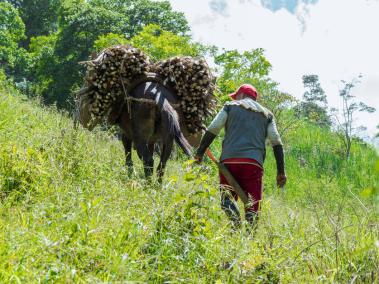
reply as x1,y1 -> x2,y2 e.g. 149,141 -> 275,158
0,77 -> 378,283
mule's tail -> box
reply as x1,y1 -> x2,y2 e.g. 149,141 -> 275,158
156,96 -> 192,156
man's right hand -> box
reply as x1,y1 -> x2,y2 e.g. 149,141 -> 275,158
194,154 -> 203,164
276,174 -> 287,187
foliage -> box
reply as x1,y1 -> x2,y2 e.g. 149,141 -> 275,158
44,1 -> 128,107
296,101 -> 331,128
215,48 -> 271,95
302,74 -> 327,105
0,80 -> 378,282
6,0 -> 60,47
93,25 -> 204,62
0,69 -> 12,91
93,33 -> 129,52
90,0 -> 190,37
27,33 -> 58,96
56,1 -> 128,59
131,24 -> 201,61
296,74 -> 331,128
0,2 -> 26,74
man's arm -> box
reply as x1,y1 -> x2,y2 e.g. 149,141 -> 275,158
195,107 -> 228,161
273,145 -> 286,187
267,115 -> 287,187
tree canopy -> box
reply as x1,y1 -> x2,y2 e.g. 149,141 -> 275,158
90,0 -> 190,37
296,74 -> 331,128
131,24 -> 201,61
215,48 -> 272,95
6,0 -> 60,47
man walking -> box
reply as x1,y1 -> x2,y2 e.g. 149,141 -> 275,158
195,84 -> 286,229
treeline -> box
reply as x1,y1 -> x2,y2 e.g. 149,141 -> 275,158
1,0 -> 376,157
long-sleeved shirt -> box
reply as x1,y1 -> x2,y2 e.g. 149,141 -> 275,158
207,98 -> 282,165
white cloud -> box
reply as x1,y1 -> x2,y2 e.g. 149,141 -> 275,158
168,0 -> 379,138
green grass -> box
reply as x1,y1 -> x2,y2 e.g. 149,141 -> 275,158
0,78 -> 378,283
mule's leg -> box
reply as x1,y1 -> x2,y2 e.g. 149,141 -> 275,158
135,141 -> 154,178
121,133 -> 133,176
147,143 -> 155,178
157,139 -> 173,183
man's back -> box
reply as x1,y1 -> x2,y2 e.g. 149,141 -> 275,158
221,104 -> 270,165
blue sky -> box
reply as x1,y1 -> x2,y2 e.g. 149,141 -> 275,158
209,0 -> 319,15
260,0 -> 318,13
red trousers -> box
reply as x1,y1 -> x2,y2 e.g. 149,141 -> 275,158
219,159 -> 263,213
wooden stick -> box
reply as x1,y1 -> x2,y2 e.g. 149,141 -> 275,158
206,149 -> 249,205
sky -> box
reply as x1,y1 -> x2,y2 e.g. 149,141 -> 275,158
168,0 -> 379,140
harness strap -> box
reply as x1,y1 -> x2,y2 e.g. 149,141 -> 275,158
119,72 -> 180,115
124,96 -> 180,109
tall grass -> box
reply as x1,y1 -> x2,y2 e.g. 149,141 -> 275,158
0,78 -> 378,282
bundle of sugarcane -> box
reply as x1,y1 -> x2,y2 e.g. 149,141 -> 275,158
79,45 -> 151,123
77,45 -> 217,133
153,56 -> 217,133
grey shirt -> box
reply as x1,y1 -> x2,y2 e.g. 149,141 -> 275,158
207,98 -> 282,165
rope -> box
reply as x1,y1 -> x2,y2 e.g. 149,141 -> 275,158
118,57 -> 132,118
125,96 -> 180,109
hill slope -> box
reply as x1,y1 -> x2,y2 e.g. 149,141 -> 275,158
0,79 -> 378,282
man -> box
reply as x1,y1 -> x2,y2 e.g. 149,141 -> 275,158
195,84 -> 286,229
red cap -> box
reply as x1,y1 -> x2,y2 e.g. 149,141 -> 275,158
229,84 -> 258,100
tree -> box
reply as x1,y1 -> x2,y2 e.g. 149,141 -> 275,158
93,33 -> 128,52
215,48 -> 272,98
0,2 -> 26,74
27,33 -> 58,95
214,48 -> 297,136
332,76 -> 376,159
297,74 -> 331,128
6,0 -> 61,47
90,0 -> 190,37
302,74 -> 327,105
130,24 -> 201,61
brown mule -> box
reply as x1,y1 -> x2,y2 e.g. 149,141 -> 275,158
109,81 -> 192,182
